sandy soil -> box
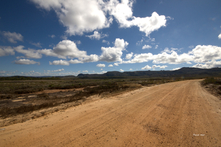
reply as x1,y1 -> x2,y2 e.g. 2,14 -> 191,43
1,80 -> 221,147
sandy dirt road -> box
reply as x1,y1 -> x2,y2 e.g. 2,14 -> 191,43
1,80 -> 221,147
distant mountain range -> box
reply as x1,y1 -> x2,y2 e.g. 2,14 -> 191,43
1,67 -> 220,80
77,67 -> 221,78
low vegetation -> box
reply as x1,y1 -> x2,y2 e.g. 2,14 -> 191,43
202,77 -> 221,85
202,77 -> 221,99
0,76 -> 188,119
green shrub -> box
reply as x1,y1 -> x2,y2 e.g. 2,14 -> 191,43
202,77 -> 217,85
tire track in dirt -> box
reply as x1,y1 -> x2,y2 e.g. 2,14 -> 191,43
0,80 -> 221,147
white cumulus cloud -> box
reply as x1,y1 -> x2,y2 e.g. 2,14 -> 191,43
86,31 -> 108,40
155,45 -> 158,49
99,38 -> 128,62
102,40 -> 110,45
38,49 -> 65,59
69,59 -> 83,64
190,45 -> 221,63
14,45 -> 42,59
108,64 -> 113,67
44,40 -> 99,63
2,31 -> 23,43
79,54 -> 99,63
31,0 -> 168,36
14,59 -> 40,65
49,60 -> 70,66
48,68 -> 64,72
123,45 -> 221,68
142,45 -> 152,49
172,67 -> 181,71
131,12 -> 167,36
114,63 -> 119,66
52,40 -> 87,59
125,52 -> 133,59
218,33 -> 221,39
30,42 -> 42,48
152,65 -> 167,69
96,63 -> 105,67
124,53 -> 154,63
192,60 -> 221,69
31,0 -> 111,35
106,0 -> 167,36
54,68 -> 64,72
123,50 -> 193,65
0,46 -> 15,56
50,34 -> 55,38
141,65 -> 151,70
152,51 -> 193,64
10,38 -> 130,65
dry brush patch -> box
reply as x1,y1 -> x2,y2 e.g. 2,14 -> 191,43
0,77 -> 183,127
0,81 -> 142,119
202,77 -> 221,99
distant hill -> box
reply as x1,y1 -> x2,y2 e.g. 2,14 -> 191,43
1,67 -> 220,80
77,67 -> 221,78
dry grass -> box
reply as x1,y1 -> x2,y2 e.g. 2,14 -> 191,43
0,77 -> 180,119
202,77 -> 221,99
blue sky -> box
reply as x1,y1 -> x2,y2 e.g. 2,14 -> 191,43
0,0 -> 221,76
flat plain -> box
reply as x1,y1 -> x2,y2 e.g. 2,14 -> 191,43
1,79 -> 221,147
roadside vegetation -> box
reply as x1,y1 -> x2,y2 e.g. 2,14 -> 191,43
202,77 -> 221,99
0,76 -> 190,121
202,77 -> 221,85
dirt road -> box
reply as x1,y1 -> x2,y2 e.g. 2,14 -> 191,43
1,80 -> 221,147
